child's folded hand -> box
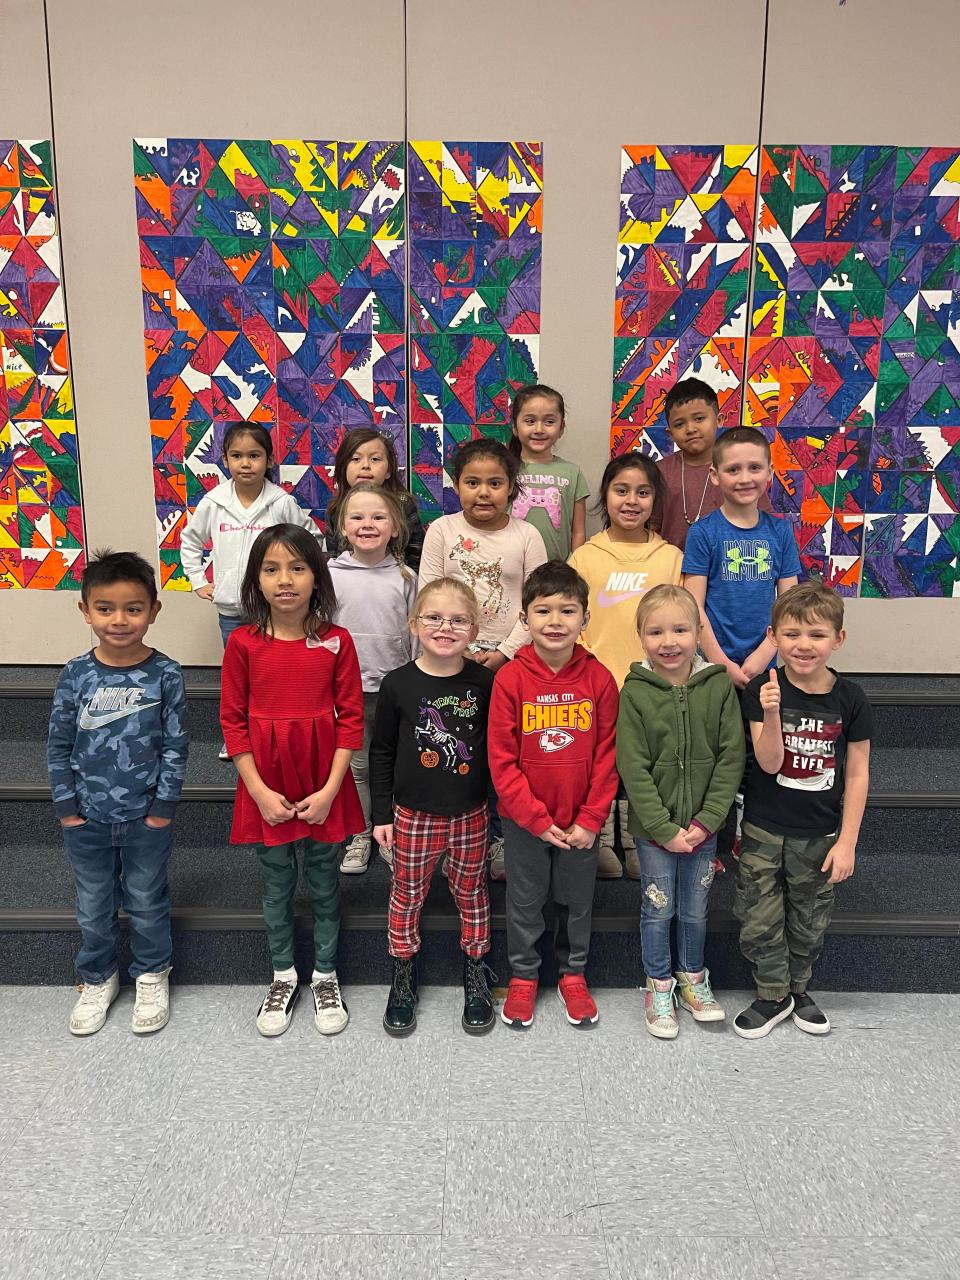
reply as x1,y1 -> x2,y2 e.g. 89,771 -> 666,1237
539,823 -> 571,849
257,788 -> 297,826
665,828 -> 698,854
563,823 -> 595,850
296,790 -> 334,826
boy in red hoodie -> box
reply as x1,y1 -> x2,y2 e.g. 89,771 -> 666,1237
489,561 -> 619,1028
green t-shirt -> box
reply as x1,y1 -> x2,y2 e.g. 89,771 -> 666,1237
512,457 -> 590,561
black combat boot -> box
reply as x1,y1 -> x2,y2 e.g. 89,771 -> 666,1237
462,956 -> 496,1035
383,956 -> 418,1037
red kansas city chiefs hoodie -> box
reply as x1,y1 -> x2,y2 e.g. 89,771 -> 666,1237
488,643 -> 620,837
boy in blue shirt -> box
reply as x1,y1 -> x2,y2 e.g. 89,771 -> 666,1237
682,427 -> 800,688
47,551 -> 188,1036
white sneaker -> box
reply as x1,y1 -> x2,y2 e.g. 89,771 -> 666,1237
256,979 -> 300,1037
488,836 -> 506,881
218,742 -> 230,761
69,972 -> 120,1036
132,968 -> 171,1035
340,832 -> 371,874
379,842 -> 394,868
311,973 -> 349,1035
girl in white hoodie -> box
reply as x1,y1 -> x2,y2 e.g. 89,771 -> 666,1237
329,485 -> 417,873
180,424 -> 319,756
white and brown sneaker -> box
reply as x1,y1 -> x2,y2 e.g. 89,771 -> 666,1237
311,972 -> 349,1035
132,968 -> 171,1034
69,972 -> 120,1036
256,978 -> 300,1037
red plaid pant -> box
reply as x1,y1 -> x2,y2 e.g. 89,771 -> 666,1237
388,802 -> 490,959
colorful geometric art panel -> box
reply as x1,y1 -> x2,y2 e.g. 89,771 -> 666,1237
611,145 -> 758,460
746,145 -> 960,597
408,141 -> 542,519
0,140 -> 84,589
134,138 -> 405,588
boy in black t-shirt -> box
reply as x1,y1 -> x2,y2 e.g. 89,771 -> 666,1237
734,583 -> 872,1039
371,578 -> 496,1037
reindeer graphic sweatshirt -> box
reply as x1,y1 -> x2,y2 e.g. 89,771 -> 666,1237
418,513 -> 547,658
488,644 -> 620,837
369,659 -> 495,823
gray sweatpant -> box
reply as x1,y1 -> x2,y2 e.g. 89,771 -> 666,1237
503,818 -> 599,979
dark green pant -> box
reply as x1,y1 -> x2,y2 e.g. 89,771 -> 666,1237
256,839 -> 342,971
734,821 -> 835,1001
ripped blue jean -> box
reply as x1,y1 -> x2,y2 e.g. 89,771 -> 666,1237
636,835 -> 717,979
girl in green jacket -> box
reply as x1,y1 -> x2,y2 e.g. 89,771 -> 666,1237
617,585 -> 745,1039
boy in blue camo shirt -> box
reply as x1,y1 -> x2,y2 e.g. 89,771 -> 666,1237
48,551 -> 188,1036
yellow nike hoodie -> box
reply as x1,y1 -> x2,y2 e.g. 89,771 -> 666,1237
568,529 -> 682,688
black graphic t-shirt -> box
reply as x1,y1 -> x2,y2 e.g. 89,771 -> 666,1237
742,668 -> 873,837
369,660 -> 495,822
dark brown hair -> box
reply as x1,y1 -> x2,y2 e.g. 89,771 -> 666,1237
522,560 -> 588,612
327,428 -> 409,536
663,377 -> 718,421
713,426 -> 771,467
81,549 -> 157,605
240,523 -> 335,640
451,437 -> 521,500
222,422 -> 274,462
508,383 -> 566,459
772,581 -> 844,633
594,453 -> 664,534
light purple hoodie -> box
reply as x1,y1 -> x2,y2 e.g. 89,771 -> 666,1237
329,553 -> 418,692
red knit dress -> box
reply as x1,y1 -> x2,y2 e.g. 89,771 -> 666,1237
220,624 -> 365,847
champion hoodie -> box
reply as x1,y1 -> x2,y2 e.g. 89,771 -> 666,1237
329,552 -> 418,692
488,643 -> 619,837
568,529 -> 682,688
180,479 -> 320,616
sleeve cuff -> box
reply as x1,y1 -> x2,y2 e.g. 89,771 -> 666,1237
148,799 -> 177,819
53,797 -> 79,819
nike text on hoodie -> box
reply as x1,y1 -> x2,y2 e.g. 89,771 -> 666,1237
47,650 -> 189,823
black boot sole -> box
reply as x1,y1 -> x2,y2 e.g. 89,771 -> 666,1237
383,1013 -> 417,1037
461,1010 -> 495,1035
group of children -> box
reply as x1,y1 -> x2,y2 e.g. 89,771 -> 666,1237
48,377 -> 872,1044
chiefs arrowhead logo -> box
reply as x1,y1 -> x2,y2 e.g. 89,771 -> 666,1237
539,729 -> 573,753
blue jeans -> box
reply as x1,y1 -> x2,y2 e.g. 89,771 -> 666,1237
636,835 -> 717,979
218,613 -> 245,647
62,817 -> 174,983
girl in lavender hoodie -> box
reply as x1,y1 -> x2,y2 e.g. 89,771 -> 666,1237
329,484 -> 418,873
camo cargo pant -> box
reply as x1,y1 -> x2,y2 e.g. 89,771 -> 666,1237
734,821 -> 836,1001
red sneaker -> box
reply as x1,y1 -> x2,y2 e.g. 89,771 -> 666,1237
501,977 -> 538,1028
557,973 -> 599,1026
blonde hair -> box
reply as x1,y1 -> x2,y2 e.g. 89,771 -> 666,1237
338,483 -> 410,565
412,577 -> 479,625
635,584 -> 701,637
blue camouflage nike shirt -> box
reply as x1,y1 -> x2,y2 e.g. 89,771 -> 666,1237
47,650 -> 189,823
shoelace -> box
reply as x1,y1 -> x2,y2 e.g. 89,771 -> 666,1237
688,977 -> 717,1006
77,983 -> 111,1008
263,980 -> 295,1013
391,963 -> 416,1003
136,982 -> 161,1008
312,978 -> 342,1010
651,986 -> 676,1019
465,961 -> 497,1000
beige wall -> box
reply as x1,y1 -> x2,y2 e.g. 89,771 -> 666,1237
4,0 -> 959,670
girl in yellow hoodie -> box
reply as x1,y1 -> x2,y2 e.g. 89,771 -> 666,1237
568,454 -> 682,876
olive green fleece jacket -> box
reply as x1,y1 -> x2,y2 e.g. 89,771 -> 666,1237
617,658 -> 745,845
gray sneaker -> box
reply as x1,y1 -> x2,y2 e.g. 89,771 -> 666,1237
340,832 -> 371,874
488,837 -> 506,881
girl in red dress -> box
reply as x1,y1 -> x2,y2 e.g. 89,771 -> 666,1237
220,523 -> 365,1038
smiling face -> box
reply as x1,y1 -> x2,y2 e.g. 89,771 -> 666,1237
455,455 -> 512,529
258,540 -> 316,627
523,592 -> 586,665
605,465 -> 655,539
772,612 -> 845,682
224,431 -> 269,492
512,394 -> 565,462
341,490 -> 399,561
410,587 -> 478,663
80,580 -> 160,665
666,397 -> 718,465
640,603 -> 699,684
711,442 -> 772,511
344,438 -> 392,489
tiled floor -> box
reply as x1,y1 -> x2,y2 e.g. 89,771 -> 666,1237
0,983 -> 957,1279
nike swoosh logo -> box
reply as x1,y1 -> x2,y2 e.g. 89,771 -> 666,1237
596,590 -> 643,608
79,701 -> 160,730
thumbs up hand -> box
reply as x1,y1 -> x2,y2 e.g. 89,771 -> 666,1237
759,666 -> 781,714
